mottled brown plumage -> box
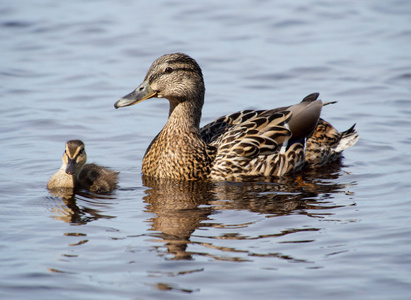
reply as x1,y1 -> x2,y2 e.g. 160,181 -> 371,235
114,53 -> 358,181
305,119 -> 358,166
47,140 -> 119,192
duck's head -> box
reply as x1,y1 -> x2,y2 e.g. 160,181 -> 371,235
114,53 -> 205,110
63,140 -> 87,176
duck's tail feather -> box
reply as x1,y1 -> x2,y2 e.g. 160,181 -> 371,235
334,123 -> 359,153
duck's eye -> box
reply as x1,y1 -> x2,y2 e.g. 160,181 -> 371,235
78,148 -> 84,155
164,67 -> 173,74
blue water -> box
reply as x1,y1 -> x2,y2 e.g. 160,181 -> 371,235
1,0 -> 411,299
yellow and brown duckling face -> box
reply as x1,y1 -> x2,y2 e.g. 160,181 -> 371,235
63,140 -> 87,176
114,53 -> 205,108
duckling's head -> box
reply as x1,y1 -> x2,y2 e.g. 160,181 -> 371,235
63,140 -> 87,177
114,53 -> 205,110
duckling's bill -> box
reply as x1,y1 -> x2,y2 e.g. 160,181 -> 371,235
114,81 -> 157,108
65,158 -> 77,175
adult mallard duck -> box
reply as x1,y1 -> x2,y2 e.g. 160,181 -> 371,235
114,53 -> 358,181
47,140 -> 119,192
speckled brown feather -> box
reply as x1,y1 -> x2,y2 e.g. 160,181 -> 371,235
115,53 -> 359,181
142,128 -> 215,180
305,119 -> 359,166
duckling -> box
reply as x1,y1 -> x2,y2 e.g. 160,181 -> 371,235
47,140 -> 119,192
114,53 -> 358,181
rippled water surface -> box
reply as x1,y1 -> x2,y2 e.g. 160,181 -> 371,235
1,0 -> 411,299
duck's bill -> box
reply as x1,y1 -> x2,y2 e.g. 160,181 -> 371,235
65,158 -> 77,175
114,81 -> 157,109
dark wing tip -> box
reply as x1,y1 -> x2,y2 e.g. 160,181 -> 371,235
301,93 -> 320,103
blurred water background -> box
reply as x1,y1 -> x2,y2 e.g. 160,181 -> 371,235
1,0 -> 411,299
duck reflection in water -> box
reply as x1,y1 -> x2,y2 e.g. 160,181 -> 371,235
142,176 -> 214,260
142,159 -> 355,260
47,190 -> 116,225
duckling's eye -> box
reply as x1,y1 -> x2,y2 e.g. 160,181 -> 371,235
164,67 -> 173,74
78,148 -> 84,155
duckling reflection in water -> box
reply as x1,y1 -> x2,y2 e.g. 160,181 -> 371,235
47,140 -> 119,193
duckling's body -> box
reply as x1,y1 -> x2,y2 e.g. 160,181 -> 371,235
114,53 -> 359,181
47,140 -> 119,192
48,167 -> 75,189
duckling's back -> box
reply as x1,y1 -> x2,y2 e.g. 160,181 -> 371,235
78,163 -> 119,193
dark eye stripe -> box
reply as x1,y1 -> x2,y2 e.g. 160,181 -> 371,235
148,67 -> 199,84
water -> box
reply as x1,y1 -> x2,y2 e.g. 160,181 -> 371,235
1,0 -> 411,299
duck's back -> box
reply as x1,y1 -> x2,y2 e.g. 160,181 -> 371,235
78,163 -> 119,193
201,97 -> 323,180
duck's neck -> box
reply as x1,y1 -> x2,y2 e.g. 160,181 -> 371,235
166,95 -> 204,133
142,94 -> 210,180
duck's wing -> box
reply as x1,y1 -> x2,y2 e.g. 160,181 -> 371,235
201,94 -> 323,179
201,109 -> 264,144
200,93 -> 322,144
206,109 -> 293,155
